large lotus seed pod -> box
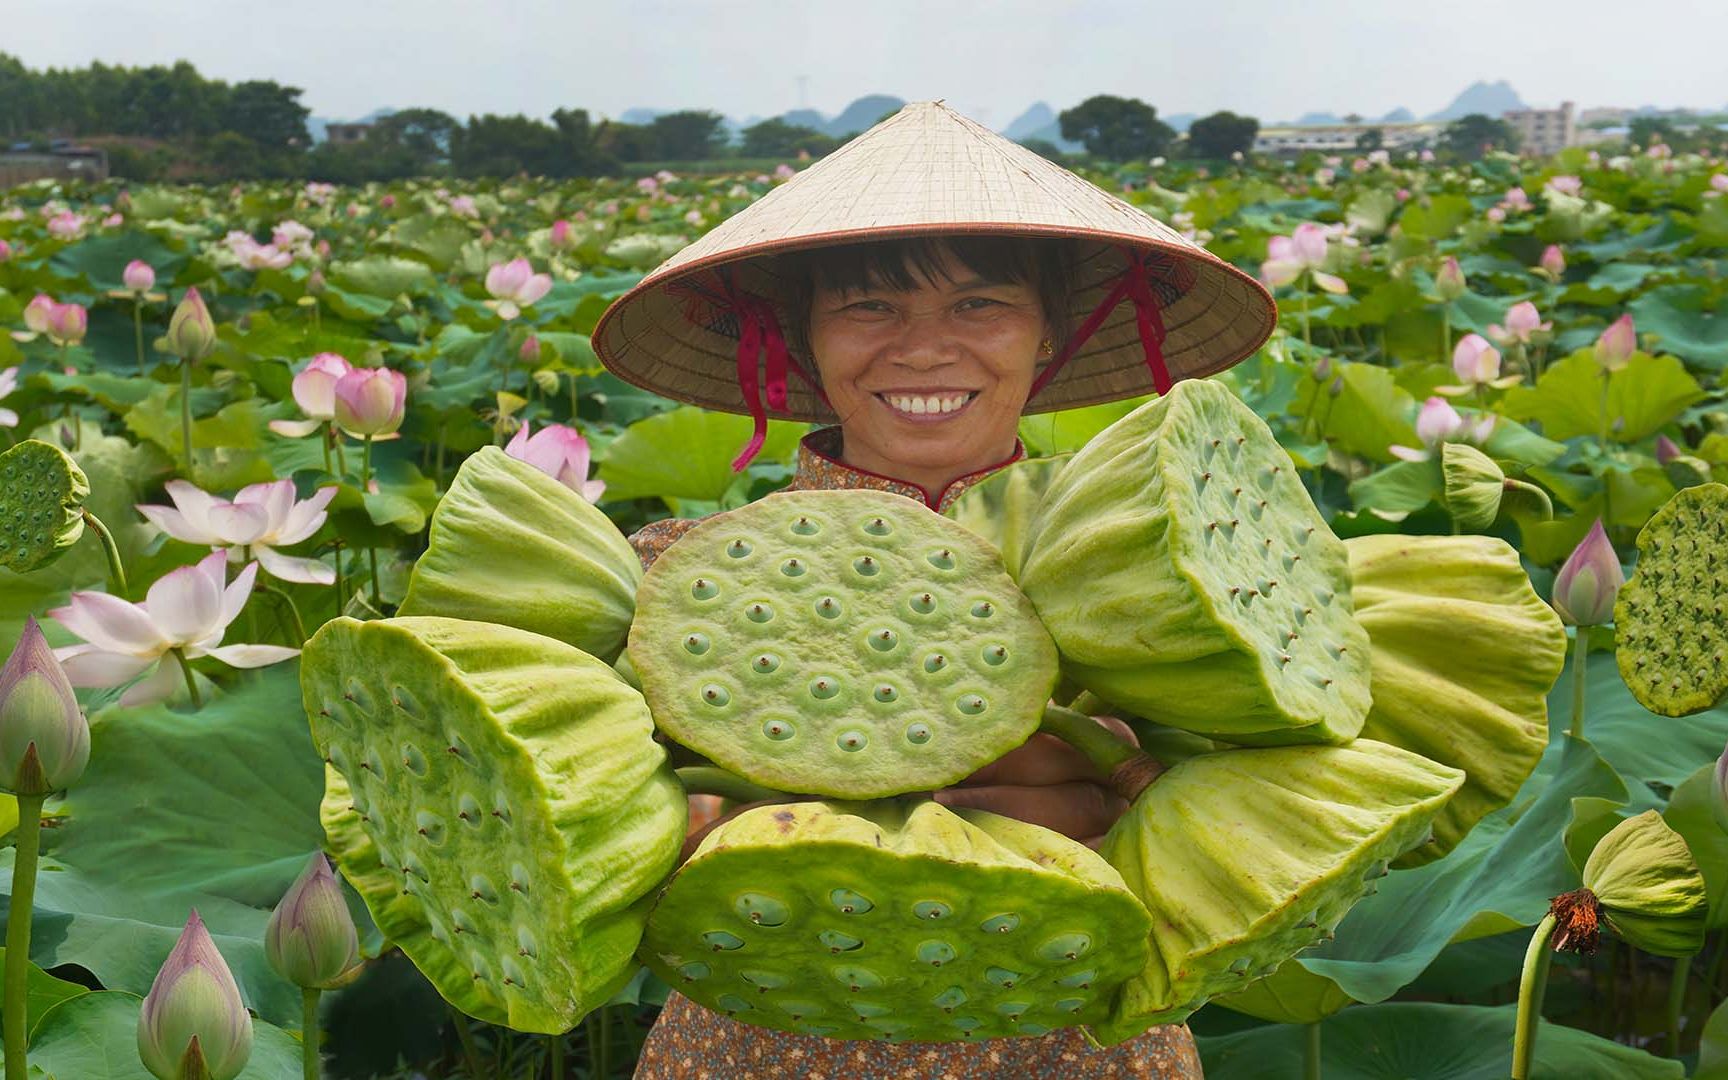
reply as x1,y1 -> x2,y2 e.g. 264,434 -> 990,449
1090,739 -> 1462,1044
942,455 -> 1070,580
1616,482 -> 1728,716
399,447 -> 641,662
1018,379 -> 1372,744
0,439 -> 90,573
630,489 -> 1059,798
1439,442 -> 1505,531
303,616 -> 686,1031
640,798 -> 1152,1042
1346,534 -> 1565,865
1581,810 -> 1707,958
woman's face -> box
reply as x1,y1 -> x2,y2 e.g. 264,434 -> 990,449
807,247 -> 1046,490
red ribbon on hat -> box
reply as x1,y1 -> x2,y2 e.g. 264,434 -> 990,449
1027,245 -> 1173,403
706,269 -> 827,471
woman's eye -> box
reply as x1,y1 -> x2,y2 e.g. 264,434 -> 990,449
959,297 -> 1001,311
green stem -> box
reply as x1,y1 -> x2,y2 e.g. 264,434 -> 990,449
1502,478 -> 1554,521
255,579 -> 308,644
1038,703 -> 1163,800
1304,1019 -> 1322,1080
1441,306 -> 1452,364
301,986 -> 322,1080
1667,954 -> 1692,1058
320,425 -> 332,476
368,544 -> 382,611
1301,275 -> 1312,347
1569,630 -> 1590,740
3,794 -> 46,1080
360,434 -> 374,494
180,358 -> 194,467
80,509 -> 128,598
675,766 -> 784,804
133,298 -> 146,377
595,1005 -> 610,1080
449,1005 -> 484,1079
332,428 -> 347,480
549,1031 -> 564,1080
1511,913 -> 1558,1080
171,646 -> 203,709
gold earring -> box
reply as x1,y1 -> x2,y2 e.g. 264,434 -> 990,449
1040,338 -> 1054,356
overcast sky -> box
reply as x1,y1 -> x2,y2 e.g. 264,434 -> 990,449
9,0 -> 1727,126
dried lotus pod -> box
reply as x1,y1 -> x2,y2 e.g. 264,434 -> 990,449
639,798 -> 1152,1042
302,616 -> 686,1031
1615,482 -> 1728,716
629,489 -> 1058,798
1018,379 -> 1372,745
0,439 -> 90,573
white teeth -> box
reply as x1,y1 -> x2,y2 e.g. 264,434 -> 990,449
883,393 -> 971,416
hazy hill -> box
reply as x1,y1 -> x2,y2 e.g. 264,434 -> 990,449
1427,80 -> 1527,120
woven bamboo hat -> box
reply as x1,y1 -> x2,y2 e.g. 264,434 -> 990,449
592,101 -> 1276,440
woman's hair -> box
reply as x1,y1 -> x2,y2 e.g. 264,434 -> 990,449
772,235 -> 1079,361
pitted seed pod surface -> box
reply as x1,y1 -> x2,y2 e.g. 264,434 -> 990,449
303,616 -> 687,1032
630,489 -> 1059,798
641,799 -> 1152,1042
0,439 -> 90,573
1090,738 -> 1462,1045
1018,379 -> 1372,744
1616,482 -> 1728,716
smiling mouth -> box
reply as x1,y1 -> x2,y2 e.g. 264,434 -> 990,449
875,391 -> 979,418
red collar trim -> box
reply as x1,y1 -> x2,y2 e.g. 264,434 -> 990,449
796,428 -> 1027,511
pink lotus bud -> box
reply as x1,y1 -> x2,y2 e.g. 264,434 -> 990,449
1655,434 -> 1683,465
1551,519 -> 1623,627
1452,333 -> 1503,385
1596,314 -> 1636,372
266,852 -> 359,989
307,269 -> 327,296
124,259 -> 157,292
1434,257 -> 1466,301
1487,206 -> 1506,223
0,617 -> 89,795
292,353 -> 353,419
23,294 -> 56,335
166,288 -> 217,362
44,302 -> 87,347
1415,395 -> 1466,447
0,239 -> 13,262
381,194 -> 397,209
1539,245 -> 1565,278
332,367 -> 407,437
550,219 -> 574,250
138,910 -> 254,1080
1503,301 -> 1550,342
1395,188 -> 1411,202
520,335 -> 541,363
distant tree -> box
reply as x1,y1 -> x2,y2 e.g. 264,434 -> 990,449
595,120 -> 658,162
1441,113 -> 1519,160
374,108 -> 460,168
1628,116 -> 1676,148
1354,127 -> 1384,152
1018,138 -> 1068,163
203,131 -> 260,179
1058,95 -> 1174,161
740,117 -> 834,158
1186,111 -> 1259,159
1343,113 -> 1364,125
452,114 -> 566,177
650,110 -> 729,159
218,80 -> 311,150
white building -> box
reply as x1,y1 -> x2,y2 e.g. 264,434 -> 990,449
1502,102 -> 1575,157
1252,120 -> 1445,157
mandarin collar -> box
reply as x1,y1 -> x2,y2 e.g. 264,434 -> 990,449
788,427 -> 1026,513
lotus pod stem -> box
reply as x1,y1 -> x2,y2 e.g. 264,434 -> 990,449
676,766 -> 787,804
1,793 -> 44,1080
1510,912 -> 1558,1080
1037,704 -> 1163,802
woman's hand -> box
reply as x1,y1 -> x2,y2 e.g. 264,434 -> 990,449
932,715 -> 1142,849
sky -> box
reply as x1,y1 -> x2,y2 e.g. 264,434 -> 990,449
9,0 -> 1727,127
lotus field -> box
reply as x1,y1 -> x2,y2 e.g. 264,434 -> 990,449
3,141 -> 1728,1080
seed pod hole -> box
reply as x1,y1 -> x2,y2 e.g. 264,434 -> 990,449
734,892 -> 790,926
837,730 -> 868,752
956,694 -> 987,715
814,596 -> 843,619
809,676 -> 840,700
970,601 -> 994,619
691,578 -> 719,600
780,558 -> 805,577
791,516 -> 820,536
762,718 -> 796,741
873,684 -> 898,703
751,653 -> 781,674
904,722 -> 932,744
923,653 -> 948,674
746,602 -> 774,623
684,632 -> 711,655
916,940 -> 957,966
979,913 -> 1020,934
864,516 -> 892,536
853,556 -> 879,576
819,930 -> 863,953
830,889 -> 874,914
726,539 -> 752,558
913,900 -> 952,921
868,627 -> 898,651
982,644 -> 1009,666
702,930 -> 745,951
700,684 -> 731,707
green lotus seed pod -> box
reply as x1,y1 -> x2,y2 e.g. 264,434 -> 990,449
0,439 -> 90,573
1090,739 -> 1462,1044
1440,442 -> 1504,532
943,454 -> 1071,581
640,798 -> 1152,1042
1346,534 -> 1566,865
399,447 -> 641,662
1615,483 -> 1728,716
630,489 -> 1059,798
1018,379 -> 1373,745
1664,454 -> 1714,490
303,615 -> 686,1031
1581,810 -> 1707,958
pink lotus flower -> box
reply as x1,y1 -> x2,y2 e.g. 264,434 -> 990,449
380,194 -> 397,209
137,909 -> 254,1080
448,194 -> 478,219
137,479 -> 338,585
1596,314 -> 1636,372
484,257 -> 552,320
1655,434 -> 1683,465
1389,396 -> 1497,461
1545,175 -> 1583,197
49,552 -> 299,706
272,219 -> 315,253
1487,301 -> 1552,347
636,176 -> 659,195
1487,206 -> 1506,223
1395,188 -> 1411,202
1551,519 -> 1623,627
505,422 -> 606,502
45,211 -> 84,240
1261,223 -> 1347,294
1434,256 -> 1466,301
304,181 -> 335,204
549,219 -> 575,250
774,163 -> 796,180
1502,188 -> 1532,212
41,300 -> 88,347
1712,174 -> 1728,193
0,366 -> 19,428
332,366 -> 407,437
1539,245 -> 1565,279
0,239 -> 12,261
1436,333 -> 1521,395
1420,149 -> 1435,162
1313,167 -> 1335,185
269,353 -> 355,437
123,260 -> 156,293
231,236 -> 293,271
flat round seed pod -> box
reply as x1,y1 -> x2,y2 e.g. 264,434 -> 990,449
1091,739 -> 1462,1045
1018,379 -> 1372,745
399,447 -> 642,663
1615,482 -> 1728,716
1347,534 -> 1566,865
0,439 -> 90,573
630,489 -> 1058,798
303,615 -> 686,1032
640,799 -> 1152,1042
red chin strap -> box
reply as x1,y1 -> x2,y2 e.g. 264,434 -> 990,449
1026,245 -> 1174,404
703,269 -> 828,471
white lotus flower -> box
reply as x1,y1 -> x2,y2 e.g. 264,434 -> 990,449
137,480 -> 338,585
0,366 -> 18,428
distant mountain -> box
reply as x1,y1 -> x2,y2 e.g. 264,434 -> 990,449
1426,80 -> 1526,121
778,108 -> 828,132
1380,107 -> 1414,123
619,107 -> 667,125
1295,111 -> 1342,126
823,95 -> 906,137
1004,102 -> 1057,141
1162,112 -> 1196,133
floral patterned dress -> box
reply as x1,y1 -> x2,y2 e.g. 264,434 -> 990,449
627,427 -> 1204,1080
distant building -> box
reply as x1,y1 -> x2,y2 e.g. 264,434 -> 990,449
324,123 -> 373,145
1502,101 -> 1575,156
1578,106 -> 1631,127
1252,120 -> 1446,156
0,145 -> 108,187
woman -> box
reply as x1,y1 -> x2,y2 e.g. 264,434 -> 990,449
593,101 -> 1275,1079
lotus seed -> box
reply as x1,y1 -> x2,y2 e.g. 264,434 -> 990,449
1019,1023 -> 1052,1036
401,743 -> 429,776
1056,969 -> 1096,988
727,539 -> 752,558
741,969 -> 789,990
904,722 -> 932,744
909,592 -> 937,614
832,965 -> 883,991
933,987 -> 968,1011
923,653 -> 947,673
819,930 -> 863,953
830,889 -> 874,914
1037,933 -> 1092,961
733,893 -> 790,926
995,1001 -> 1031,1018
873,684 -> 898,702
984,967 -> 1024,988
791,515 -> 819,535
913,900 -> 952,920
979,913 -> 1020,934
928,549 -> 956,570
678,962 -> 710,982
810,677 -> 840,700
746,602 -> 774,623
853,556 -> 879,576
762,719 -> 795,741
837,730 -> 867,752
916,940 -> 957,966
864,516 -> 891,535
970,601 -> 994,618
691,578 -> 719,600
414,810 -> 446,845
814,596 -> 842,619
982,645 -> 1008,666
700,684 -> 731,707
1055,998 -> 1086,1014
956,694 -> 987,715
702,931 -> 745,951
717,994 -> 753,1015
868,628 -> 898,651
1228,956 -> 1253,974
751,653 -> 781,673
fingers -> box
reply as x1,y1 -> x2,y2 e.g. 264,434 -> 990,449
934,781 -> 1128,843
955,732 -> 1103,787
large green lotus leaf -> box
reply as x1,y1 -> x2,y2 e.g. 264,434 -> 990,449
1581,810 -> 1707,957
1558,645 -> 1728,794
1629,283 -> 1728,370
1021,379 -> 1372,744
302,615 -> 686,1032
1287,360 -> 1420,464
1699,997 -> 1728,1080
1093,739 -> 1462,1042
25,990 -> 302,1080
596,406 -> 803,506
632,489 -> 1057,798
399,446 -> 641,662
639,798 -> 1152,1042
1615,483 -> 1728,716
1197,1001 -> 1682,1080
0,439 -> 90,574
1662,765 -> 1728,929
1499,348 -> 1704,443
942,454 -> 1070,581
331,254 -> 438,298
0,946 -> 89,1040
1211,957 -> 1355,1024
1345,534 -> 1566,865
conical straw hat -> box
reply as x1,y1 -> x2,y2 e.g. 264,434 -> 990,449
592,100 -> 1276,423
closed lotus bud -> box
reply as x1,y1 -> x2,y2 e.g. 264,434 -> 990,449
332,367 -> 407,437
1328,375 -> 1344,398
1654,434 -> 1683,465
520,334 -> 541,363
1440,443 -> 1505,531
124,259 -> 157,293
1538,244 -> 1566,278
306,269 -> 327,297
1596,314 -> 1636,372
1551,519 -> 1623,627
1310,354 -> 1333,382
265,852 -> 359,989
137,910 -> 254,1080
1434,256 -> 1466,301
166,288 -> 218,363
0,617 -> 89,795
23,293 -> 55,334
1577,810 -> 1707,957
